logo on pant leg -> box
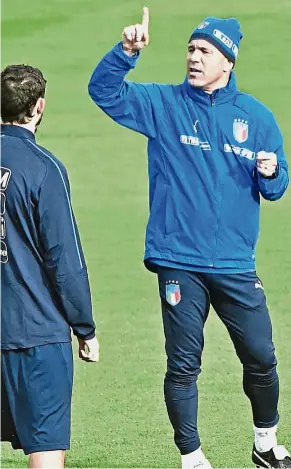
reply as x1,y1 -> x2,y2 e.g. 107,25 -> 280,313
166,280 -> 181,306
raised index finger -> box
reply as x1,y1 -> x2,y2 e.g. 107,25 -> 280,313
142,7 -> 149,29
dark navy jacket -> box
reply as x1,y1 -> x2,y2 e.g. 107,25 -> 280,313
89,42 -> 289,272
1,125 -> 95,350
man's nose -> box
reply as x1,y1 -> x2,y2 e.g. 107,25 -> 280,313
190,50 -> 201,61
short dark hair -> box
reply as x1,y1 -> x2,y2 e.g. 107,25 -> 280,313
1,65 -> 47,124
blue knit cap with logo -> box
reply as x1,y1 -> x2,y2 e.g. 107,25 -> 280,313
189,17 -> 243,63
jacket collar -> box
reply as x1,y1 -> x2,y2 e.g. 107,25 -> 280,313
183,72 -> 238,105
1,124 -> 36,141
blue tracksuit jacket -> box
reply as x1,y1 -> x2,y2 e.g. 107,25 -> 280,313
1,125 -> 96,349
88,42 -> 289,271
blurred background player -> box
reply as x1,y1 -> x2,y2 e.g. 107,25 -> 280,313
1,65 -> 99,469
88,8 -> 290,469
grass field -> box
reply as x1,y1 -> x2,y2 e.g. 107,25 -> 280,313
1,0 -> 291,467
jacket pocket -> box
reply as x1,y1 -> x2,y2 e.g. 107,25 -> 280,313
148,184 -> 177,242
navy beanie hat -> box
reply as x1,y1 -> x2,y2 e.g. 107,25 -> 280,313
189,17 -> 243,63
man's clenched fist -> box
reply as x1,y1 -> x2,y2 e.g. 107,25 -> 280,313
122,7 -> 150,55
256,151 -> 278,178
78,336 -> 100,363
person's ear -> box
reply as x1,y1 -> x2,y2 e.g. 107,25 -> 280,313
223,59 -> 234,72
35,97 -> 45,116
32,97 -> 45,118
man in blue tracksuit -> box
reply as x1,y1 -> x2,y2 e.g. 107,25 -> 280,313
88,8 -> 290,468
1,65 -> 99,468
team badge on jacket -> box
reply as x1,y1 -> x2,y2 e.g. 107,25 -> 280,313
233,119 -> 248,143
166,281 -> 181,306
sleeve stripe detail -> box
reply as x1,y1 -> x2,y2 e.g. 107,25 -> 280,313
27,140 -> 83,269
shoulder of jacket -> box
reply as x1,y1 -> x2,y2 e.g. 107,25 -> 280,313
133,82 -> 182,112
24,140 -> 68,189
233,91 -> 274,123
144,83 -> 185,108
26,140 -> 67,176
137,82 -> 182,96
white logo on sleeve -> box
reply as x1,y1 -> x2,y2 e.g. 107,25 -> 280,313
0,167 -> 11,190
224,144 -> 255,160
255,281 -> 264,290
0,167 -> 11,263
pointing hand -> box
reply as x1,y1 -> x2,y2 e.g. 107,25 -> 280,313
122,7 -> 150,55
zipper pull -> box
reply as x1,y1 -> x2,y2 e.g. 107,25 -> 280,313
211,94 -> 215,106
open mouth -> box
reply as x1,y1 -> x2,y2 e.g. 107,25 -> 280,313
189,67 -> 203,76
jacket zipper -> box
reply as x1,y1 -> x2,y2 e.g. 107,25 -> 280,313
210,94 -> 222,267
210,94 -> 216,138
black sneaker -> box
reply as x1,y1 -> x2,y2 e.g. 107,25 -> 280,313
252,445 -> 291,468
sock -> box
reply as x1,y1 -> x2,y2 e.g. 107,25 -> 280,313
182,447 -> 207,468
254,424 -> 278,453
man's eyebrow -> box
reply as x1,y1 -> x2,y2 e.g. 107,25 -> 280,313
188,45 -> 211,52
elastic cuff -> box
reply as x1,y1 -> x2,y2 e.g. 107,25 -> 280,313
254,423 -> 277,432
115,41 -> 140,65
74,330 -> 95,341
24,444 -> 70,455
254,413 -> 279,429
180,440 -> 201,455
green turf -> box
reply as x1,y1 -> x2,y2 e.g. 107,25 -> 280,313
1,0 -> 291,467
